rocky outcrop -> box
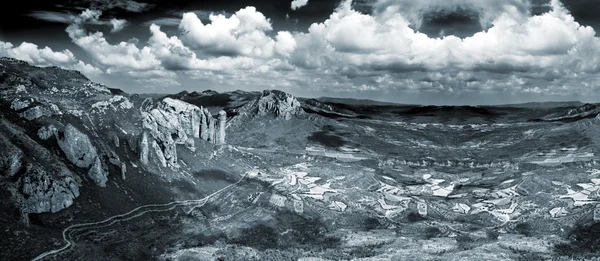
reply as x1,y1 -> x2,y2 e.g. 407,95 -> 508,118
256,90 -> 303,119
18,102 -> 62,121
20,163 -> 80,214
217,110 -> 227,145
38,125 -> 58,140
139,130 -> 150,165
10,98 -> 32,111
234,90 -> 304,122
0,138 -> 23,178
88,157 -> 108,187
142,98 -> 197,167
140,98 -> 224,167
57,124 -> 98,168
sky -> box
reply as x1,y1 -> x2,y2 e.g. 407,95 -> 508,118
1,0 -> 600,105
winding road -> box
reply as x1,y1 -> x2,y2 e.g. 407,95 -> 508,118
31,173 -> 248,261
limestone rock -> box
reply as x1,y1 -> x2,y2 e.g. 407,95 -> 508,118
38,125 -> 58,140
200,107 -> 213,142
207,117 -> 216,143
141,98 -> 206,167
57,124 -> 98,168
20,163 -> 80,214
121,163 -> 126,180
19,104 -> 61,121
139,130 -> 150,165
10,98 -> 31,111
0,141 -> 23,178
217,110 -> 227,145
88,157 -> 108,187
256,90 -> 303,119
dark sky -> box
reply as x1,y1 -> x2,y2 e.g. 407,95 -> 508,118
1,0 -> 599,105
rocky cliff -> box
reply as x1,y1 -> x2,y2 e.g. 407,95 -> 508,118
140,98 -> 227,168
231,90 -> 304,123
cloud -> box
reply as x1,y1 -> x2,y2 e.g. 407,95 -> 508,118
0,41 -> 102,76
291,0 -> 309,10
66,10 -> 160,70
179,7 -> 287,58
372,0 -> 531,29
143,17 -> 181,27
29,11 -> 75,23
76,0 -> 152,12
110,18 -> 128,32
31,10 -> 129,34
291,0 -> 600,73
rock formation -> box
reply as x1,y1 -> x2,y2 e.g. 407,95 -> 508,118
20,164 -> 80,214
38,125 -> 58,140
233,90 -> 304,122
217,110 -> 227,145
57,124 -> 98,168
200,108 -> 210,141
256,90 -> 303,119
88,157 -> 109,187
139,130 -> 150,165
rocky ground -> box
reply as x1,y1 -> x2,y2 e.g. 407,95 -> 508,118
2,58 -> 600,260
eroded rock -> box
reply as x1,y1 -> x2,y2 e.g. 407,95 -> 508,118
38,125 -> 58,140
88,156 -> 108,187
256,90 -> 303,119
20,163 -> 80,214
217,110 -> 227,145
57,124 -> 98,168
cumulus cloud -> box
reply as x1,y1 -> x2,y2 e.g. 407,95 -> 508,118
291,0 -> 309,10
110,18 -> 128,32
292,0 -> 600,74
66,10 -> 160,70
0,41 -> 102,76
373,0 -> 531,29
179,7 -> 295,58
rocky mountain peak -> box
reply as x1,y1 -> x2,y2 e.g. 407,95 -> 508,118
255,90 -> 304,120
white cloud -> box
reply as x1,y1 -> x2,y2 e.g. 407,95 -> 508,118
291,0 -> 309,10
110,18 -> 128,32
66,10 -> 160,70
0,41 -> 102,76
179,7 -> 288,58
292,0 -> 600,74
373,0 -> 531,29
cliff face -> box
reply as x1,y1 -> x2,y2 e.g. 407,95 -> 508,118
0,58 -> 237,221
140,98 -> 227,168
231,90 -> 304,124
256,90 -> 304,120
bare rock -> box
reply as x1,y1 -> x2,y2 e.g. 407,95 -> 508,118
142,98 -> 208,167
19,104 -> 61,121
207,116 -> 216,143
0,140 -> 23,178
139,130 -> 150,165
37,125 -> 58,140
217,110 -> 226,145
88,156 -> 108,187
256,90 -> 303,119
10,98 -> 32,111
121,163 -> 126,180
20,163 -> 80,214
200,107 -> 212,142
57,124 -> 98,168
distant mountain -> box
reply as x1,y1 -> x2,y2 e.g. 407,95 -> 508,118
493,101 -> 585,109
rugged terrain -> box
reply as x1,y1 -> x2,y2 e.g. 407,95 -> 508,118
2,58 -> 600,260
